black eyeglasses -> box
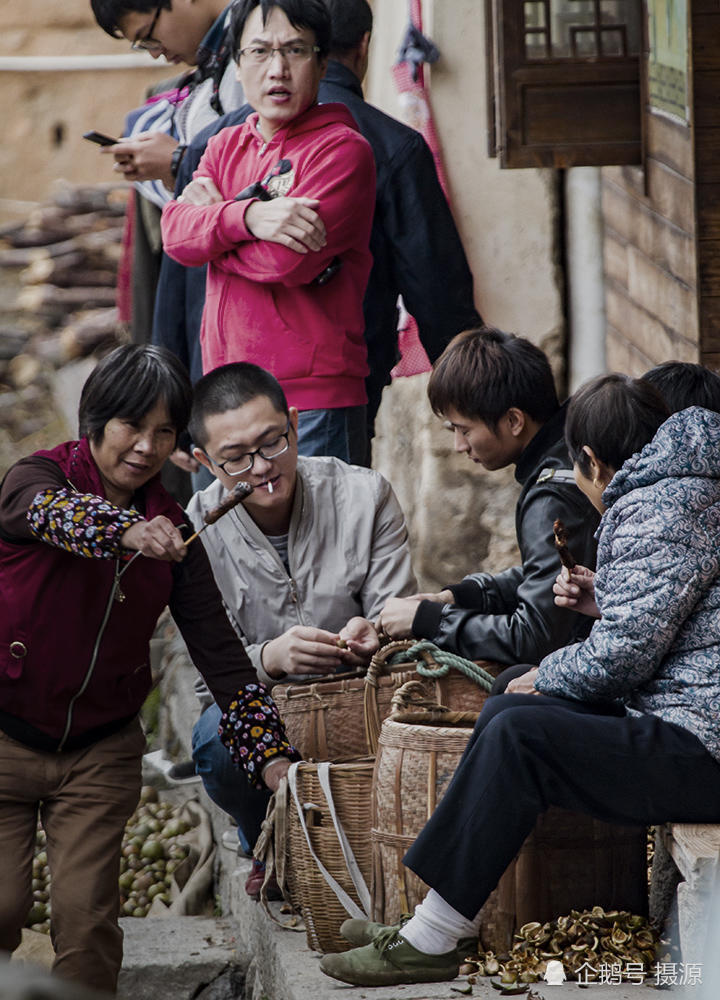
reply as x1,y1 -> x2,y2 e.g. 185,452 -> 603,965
209,423 -> 291,477
131,2 -> 165,51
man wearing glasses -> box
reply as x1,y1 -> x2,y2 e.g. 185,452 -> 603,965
161,0 -> 376,466
90,0 -> 244,189
184,361 -> 416,893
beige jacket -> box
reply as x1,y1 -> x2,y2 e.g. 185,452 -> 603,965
186,456 -> 417,687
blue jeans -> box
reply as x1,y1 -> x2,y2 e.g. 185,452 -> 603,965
296,405 -> 368,466
191,704 -> 271,855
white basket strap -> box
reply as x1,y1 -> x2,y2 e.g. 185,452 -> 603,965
287,762 -> 368,920
316,762 -> 371,916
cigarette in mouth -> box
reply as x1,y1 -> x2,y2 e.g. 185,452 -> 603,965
267,481 -> 274,494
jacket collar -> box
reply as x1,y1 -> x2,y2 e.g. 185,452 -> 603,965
514,403 -> 568,486
321,60 -> 364,98
195,3 -> 234,69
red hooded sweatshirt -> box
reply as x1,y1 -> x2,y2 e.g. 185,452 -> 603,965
161,102 -> 375,411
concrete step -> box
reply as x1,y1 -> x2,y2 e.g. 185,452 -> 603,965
118,916 -> 247,1000
227,854 -> 697,1000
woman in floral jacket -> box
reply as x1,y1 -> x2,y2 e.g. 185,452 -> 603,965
321,374 -> 720,988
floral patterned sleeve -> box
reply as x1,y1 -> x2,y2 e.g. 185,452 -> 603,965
28,488 -> 144,559
218,682 -> 300,788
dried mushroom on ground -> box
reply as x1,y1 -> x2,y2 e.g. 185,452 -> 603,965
459,907 -> 662,986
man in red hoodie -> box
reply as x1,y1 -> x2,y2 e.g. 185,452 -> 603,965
161,0 -> 376,465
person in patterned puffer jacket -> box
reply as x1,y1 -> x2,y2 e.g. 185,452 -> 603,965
319,374 -> 720,989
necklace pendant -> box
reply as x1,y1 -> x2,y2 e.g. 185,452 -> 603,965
114,585 -> 126,603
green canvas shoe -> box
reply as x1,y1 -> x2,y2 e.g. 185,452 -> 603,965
339,916 -> 409,947
340,917 -> 478,962
320,927 -> 459,987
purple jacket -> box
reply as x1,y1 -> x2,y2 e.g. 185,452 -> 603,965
0,438 -> 182,749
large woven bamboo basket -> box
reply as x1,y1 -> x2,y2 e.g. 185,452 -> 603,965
273,641 -> 500,760
370,685 -> 649,954
272,669 -> 368,761
369,688 -> 511,951
286,758 -> 376,954
370,692 -> 479,924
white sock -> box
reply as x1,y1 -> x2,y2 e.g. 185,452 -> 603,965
399,889 -> 481,955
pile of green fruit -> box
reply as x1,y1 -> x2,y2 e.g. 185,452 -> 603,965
26,786 -> 192,934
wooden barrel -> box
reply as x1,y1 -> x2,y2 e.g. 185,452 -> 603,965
493,808 -> 649,937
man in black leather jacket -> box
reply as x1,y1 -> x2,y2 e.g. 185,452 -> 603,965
152,0 -> 481,460
379,327 -> 600,665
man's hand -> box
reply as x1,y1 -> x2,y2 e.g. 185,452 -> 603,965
377,596 -> 422,640
506,667 -> 541,695
553,564 -> 599,618
169,448 -> 200,474
121,516 -> 187,562
338,616 -> 379,665
102,132 -> 178,188
263,756 -> 290,792
177,176 -> 224,206
411,589 -> 454,605
245,197 -> 326,253
261,625 -> 345,679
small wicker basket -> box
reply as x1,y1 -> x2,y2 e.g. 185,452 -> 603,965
273,641 -> 499,760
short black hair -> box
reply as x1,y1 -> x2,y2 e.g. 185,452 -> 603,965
643,361 -> 720,415
90,0 -> 169,39
230,0 -> 331,61
427,326 -> 559,429
565,373 -> 670,476
325,0 -> 372,53
189,362 -> 289,448
78,345 -> 192,442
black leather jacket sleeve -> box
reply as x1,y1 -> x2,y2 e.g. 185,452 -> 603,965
413,481 -> 597,665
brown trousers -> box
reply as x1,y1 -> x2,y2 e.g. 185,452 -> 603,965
0,720 -> 145,994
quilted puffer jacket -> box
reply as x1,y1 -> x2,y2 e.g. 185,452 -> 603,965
536,406 -> 720,762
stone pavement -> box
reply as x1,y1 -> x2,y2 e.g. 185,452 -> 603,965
225,851 -> 698,1000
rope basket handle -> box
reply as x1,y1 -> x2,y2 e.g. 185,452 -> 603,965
389,679 -> 480,727
363,639 -> 495,753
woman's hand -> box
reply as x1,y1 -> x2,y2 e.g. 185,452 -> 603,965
338,616 -> 380,664
506,667 -> 541,695
121,516 -> 187,562
102,132 -> 178,188
261,625 -> 344,679
553,564 -> 600,618
263,756 -> 291,792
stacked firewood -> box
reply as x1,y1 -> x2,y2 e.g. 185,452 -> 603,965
0,182 -> 130,469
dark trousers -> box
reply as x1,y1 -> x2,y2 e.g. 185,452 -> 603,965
404,693 -> 720,920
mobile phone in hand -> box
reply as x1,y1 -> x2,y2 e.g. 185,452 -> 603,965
83,130 -> 121,147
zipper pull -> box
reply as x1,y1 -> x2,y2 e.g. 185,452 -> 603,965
289,578 -> 298,603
